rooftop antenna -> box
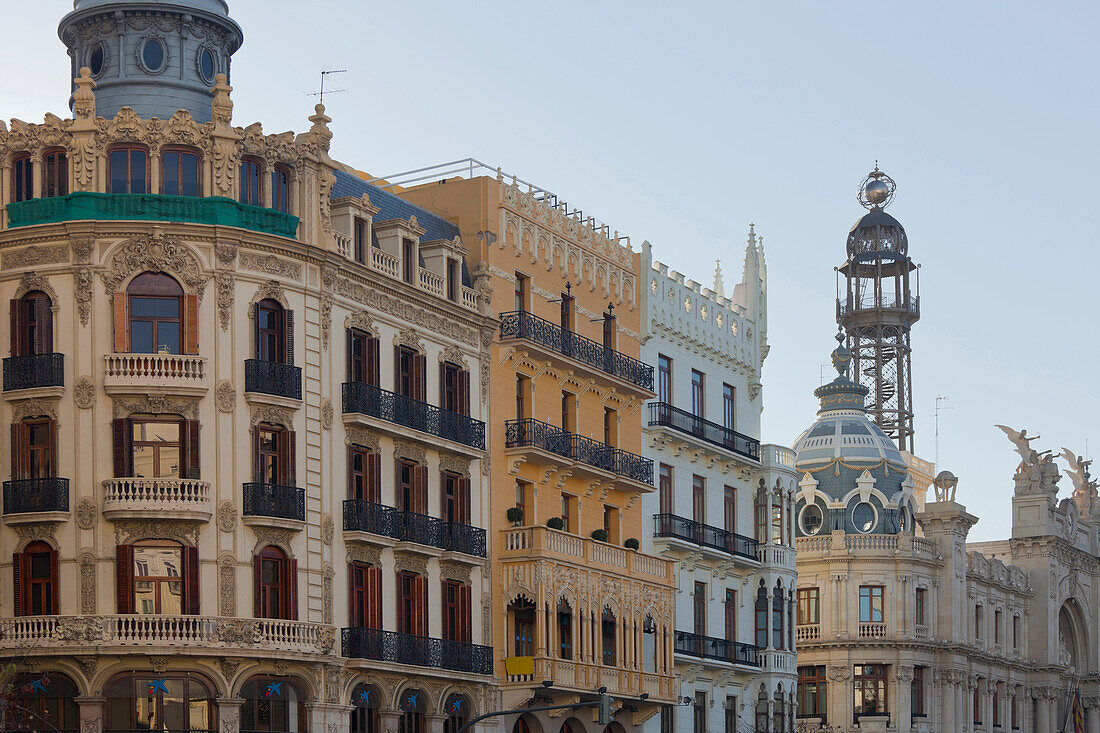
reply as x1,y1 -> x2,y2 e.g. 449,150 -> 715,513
307,69 -> 347,107
934,396 -> 953,468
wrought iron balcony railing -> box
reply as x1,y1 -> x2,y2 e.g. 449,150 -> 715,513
653,513 -> 759,561
440,520 -> 487,557
243,482 -> 305,521
342,382 -> 485,450
499,310 -> 654,391
648,401 -> 760,461
3,353 -> 64,392
505,418 -> 654,485
341,627 -> 493,675
244,359 -> 302,400
342,500 -> 487,558
2,478 -> 69,515
674,630 -> 760,667
343,499 -> 397,536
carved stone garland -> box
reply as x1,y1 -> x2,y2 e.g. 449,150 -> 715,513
73,377 -> 96,409
219,555 -> 236,616
113,395 -> 199,420
115,520 -> 199,546
251,406 -> 293,429
344,426 -> 381,451
79,552 -> 97,614
76,498 -> 97,529
215,381 -> 236,413
100,230 -> 209,302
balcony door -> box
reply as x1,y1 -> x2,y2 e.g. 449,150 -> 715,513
396,460 -> 428,515
395,346 -> 426,402
350,562 -> 382,629
11,290 -> 53,356
397,571 -> 428,636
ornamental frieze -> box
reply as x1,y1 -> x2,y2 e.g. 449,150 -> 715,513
2,244 -> 70,269
239,252 -> 302,280
113,395 -> 199,420
334,276 -> 478,347
114,520 -> 199,546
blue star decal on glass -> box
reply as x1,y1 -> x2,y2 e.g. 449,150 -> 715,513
148,679 -> 169,695
265,682 -> 282,697
23,679 -> 48,694
357,689 -> 371,706
450,698 -> 463,714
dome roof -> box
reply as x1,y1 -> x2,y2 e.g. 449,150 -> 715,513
72,0 -> 231,15
792,410 -> 905,470
846,208 -> 908,259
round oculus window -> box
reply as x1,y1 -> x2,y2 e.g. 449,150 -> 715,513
852,502 -> 877,533
88,43 -> 105,77
141,38 -> 165,73
199,48 -> 216,83
800,504 -> 823,535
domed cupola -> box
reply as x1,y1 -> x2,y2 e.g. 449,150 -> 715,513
790,331 -> 916,537
58,0 -> 244,123
846,166 -> 908,259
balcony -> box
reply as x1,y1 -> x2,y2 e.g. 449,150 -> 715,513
858,622 -> 887,639
647,402 -> 759,462
837,293 -> 919,319
243,482 -> 305,526
504,418 -> 654,487
342,500 -> 487,558
5,192 -> 299,239
674,630 -> 760,667
2,478 -> 69,519
796,624 -> 820,643
342,381 -> 485,452
102,478 -> 211,521
795,532 -> 938,562
244,359 -> 302,402
652,514 -> 758,562
103,353 -> 208,396
3,353 -> 64,393
342,627 -> 493,675
498,310 -> 654,396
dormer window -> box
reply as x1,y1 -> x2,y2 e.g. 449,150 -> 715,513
402,238 -> 416,285
446,258 -> 459,301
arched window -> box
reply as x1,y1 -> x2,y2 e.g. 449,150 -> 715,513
11,290 -> 53,356
116,540 -> 200,615
161,148 -> 201,197
43,148 -> 68,198
755,584 -> 768,648
255,298 -> 289,363
772,583 -> 785,650
557,598 -> 573,659
12,541 -> 58,616
642,615 -> 658,673
755,687 -> 768,732
10,673 -> 78,732
106,674 -> 213,731
443,694 -> 472,733
108,145 -> 148,194
240,157 -> 263,206
601,608 -> 617,666
398,687 -> 427,733
11,416 -> 57,481
512,717 -> 535,733
272,165 -> 292,213
241,677 -> 304,733
253,545 -> 297,620
126,272 -> 184,354
11,154 -> 33,202
773,686 -> 785,732
510,598 -> 535,657
351,683 -> 382,733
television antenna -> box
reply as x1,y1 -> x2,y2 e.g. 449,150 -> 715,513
934,396 -> 953,468
307,69 -> 347,106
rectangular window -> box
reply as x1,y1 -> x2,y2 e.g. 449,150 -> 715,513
561,392 -> 575,432
724,697 -> 737,733
353,217 -> 368,264
723,486 -> 736,535
975,605 -> 983,639
441,362 -> 469,415
560,289 -> 575,333
271,166 -> 291,213
853,664 -> 887,717
723,383 -> 735,430
396,571 -> 427,636
134,544 -> 183,615
691,369 -> 705,418
912,666 -> 926,716
995,609 -> 1002,644
658,354 -> 672,404
754,493 -> 767,544
348,446 -> 380,503
659,464 -> 673,515
349,562 -> 382,629
601,609 -> 616,665
515,480 -> 529,517
256,426 -> 285,484
560,493 -> 576,533
603,506 -> 620,544
755,592 -> 767,648
798,666 -> 827,720
557,599 -> 573,659
514,272 -> 528,311
516,375 -> 529,421
442,580 -> 471,643
693,582 -> 707,636
973,681 -> 982,724
661,706 -> 673,733
396,460 -> 426,514
693,692 -> 706,733
395,346 -> 425,401
915,588 -> 927,626
993,686 -> 1002,727
109,147 -> 147,194
603,407 -> 617,446
1012,616 -> 1019,648
347,329 -> 379,385
692,475 -> 706,524
724,589 -> 737,642
161,149 -> 200,197
402,238 -> 415,284
442,471 -> 470,525
446,259 -> 459,302
132,420 -> 182,479
514,602 -> 534,656
239,159 -> 262,206
43,150 -> 68,198
602,310 -> 616,351
858,586 -> 884,623
256,301 -> 284,362
771,502 -> 784,544
1011,689 -> 1018,728
797,588 -> 820,625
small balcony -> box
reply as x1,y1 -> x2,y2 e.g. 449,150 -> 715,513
674,630 -> 760,667
858,622 -> 887,639
342,500 -> 487,558
796,624 -> 821,643
3,353 -> 64,393
102,478 -> 211,521
440,520 -> 487,558
504,418 -> 654,487
342,627 -> 494,675
342,382 -> 485,452
652,513 -> 759,562
648,402 -> 759,462
103,353 -> 208,396
837,293 -> 919,320
2,478 -> 69,519
498,310 -> 654,396
243,482 -> 305,526
244,359 -> 302,402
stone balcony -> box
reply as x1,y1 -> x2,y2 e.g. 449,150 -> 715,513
102,478 -> 211,521
103,353 -> 208,396
795,531 -> 940,562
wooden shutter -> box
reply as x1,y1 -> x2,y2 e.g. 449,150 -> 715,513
368,565 -> 382,629
414,352 -> 426,402
368,451 -> 381,503
286,558 -> 298,620
185,419 -> 200,479
46,419 -> 57,478
253,303 -> 262,359
458,477 -> 471,525
393,346 -> 401,394
415,574 -> 428,636
251,426 -> 261,483
48,548 -> 59,615
346,329 -> 354,382
459,583 -> 472,643
10,422 -> 26,480
396,571 -> 406,632
284,310 -> 294,365
184,294 -> 199,354
460,369 -> 470,416
12,552 -> 24,617
367,337 -> 379,386
10,299 -> 22,356
34,296 -> 52,355
116,545 -> 134,614
112,418 -> 131,478
439,362 -> 447,409
417,465 -> 429,515
252,555 -> 263,616
183,545 -> 200,615
113,293 -> 128,352
286,430 -> 296,486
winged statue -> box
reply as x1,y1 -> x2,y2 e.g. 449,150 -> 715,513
996,425 -> 1044,465
1060,448 -> 1094,495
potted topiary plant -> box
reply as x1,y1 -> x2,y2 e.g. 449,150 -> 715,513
624,537 -> 640,550
591,528 -> 609,543
507,506 -> 524,526
547,516 -> 565,530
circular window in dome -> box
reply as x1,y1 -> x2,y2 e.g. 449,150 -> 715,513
198,47 -> 217,84
87,43 -> 105,77
140,38 -> 166,74
852,502 -> 877,533
800,504 -> 823,535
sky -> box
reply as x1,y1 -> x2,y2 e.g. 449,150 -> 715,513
6,1 -> 1098,542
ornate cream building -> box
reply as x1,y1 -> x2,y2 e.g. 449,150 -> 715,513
637,237 -> 797,733
0,1 -> 502,731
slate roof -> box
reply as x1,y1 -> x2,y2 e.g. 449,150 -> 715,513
331,170 -> 459,243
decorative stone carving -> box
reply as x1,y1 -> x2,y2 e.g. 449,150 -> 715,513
251,405 -> 293,429
73,377 -> 96,409
240,252 -> 302,280
320,293 -> 333,351
150,656 -> 170,673
56,617 -> 104,642
76,498 -> 97,529
219,556 -> 236,617
315,626 -> 336,655
115,520 -> 199,546
439,344 -> 469,368
215,381 -> 236,413
113,395 -> 199,420
14,272 -> 58,301
439,454 -> 471,477
323,564 -> 334,624
393,327 -> 423,351
215,272 -> 235,331
747,382 -> 761,401
393,440 -> 426,465
79,552 -> 96,614
322,514 -> 334,545
12,399 -> 58,422
321,399 -> 333,430
217,501 -> 238,532
251,527 -> 295,552
75,656 -> 98,678
214,242 -> 239,268
249,279 -> 289,309
440,561 -> 471,584
335,277 -> 478,347
827,665 -> 850,682
2,244 -> 69,269
70,236 -> 95,265
75,267 -> 94,326
219,657 -> 243,681
344,427 -> 380,451
344,310 -> 377,336
394,552 -> 428,576
100,230 -> 209,301
217,619 -> 260,644
14,523 -> 58,544
347,545 -> 381,567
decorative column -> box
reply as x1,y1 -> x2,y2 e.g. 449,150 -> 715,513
262,162 -> 274,208
32,157 -> 43,199
427,713 -> 449,732
1086,697 -> 1100,733
896,666 -> 913,732
1035,689 -> 1050,733
380,710 -> 402,733
75,696 -> 105,733
216,697 -> 244,733
306,702 -> 353,733
937,672 -> 954,731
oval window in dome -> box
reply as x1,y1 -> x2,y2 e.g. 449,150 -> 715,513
199,48 -> 216,83
852,502 -> 877,533
88,43 -> 105,77
141,38 -> 165,73
800,504 -> 823,535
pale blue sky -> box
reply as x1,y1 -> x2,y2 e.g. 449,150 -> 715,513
7,1 -> 1097,541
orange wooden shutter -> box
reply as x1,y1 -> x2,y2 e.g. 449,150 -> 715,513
34,295 -> 52,355
183,545 -> 200,615
460,583 -> 472,643
10,422 -> 25,480
417,465 -> 428,515
10,299 -> 22,356
415,574 -> 428,636
368,451 -> 381,503
369,565 -> 382,629
184,293 -> 199,354
113,292 -> 128,352
116,545 -> 134,613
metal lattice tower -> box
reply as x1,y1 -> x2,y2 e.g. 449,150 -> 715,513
836,167 -> 920,453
